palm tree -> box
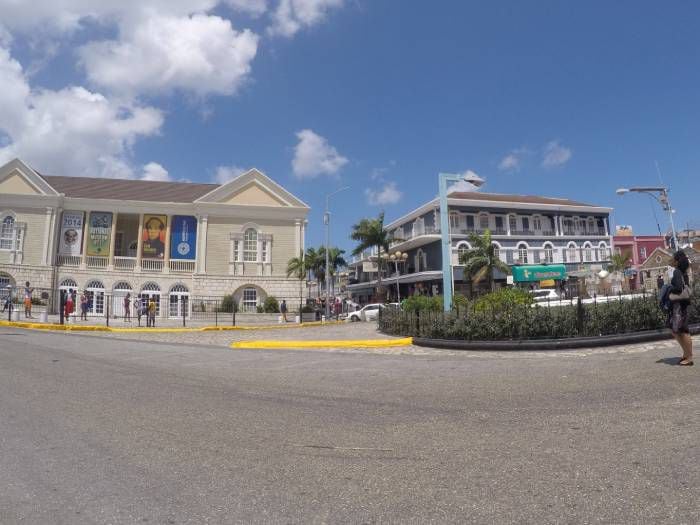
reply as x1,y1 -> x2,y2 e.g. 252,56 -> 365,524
459,229 -> 511,293
286,252 -> 307,322
304,247 -> 325,298
325,247 -> 347,296
350,213 -> 395,301
608,252 -> 630,291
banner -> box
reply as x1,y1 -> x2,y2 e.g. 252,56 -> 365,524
58,211 -> 84,256
142,214 -> 167,259
86,212 -> 112,256
170,215 -> 197,260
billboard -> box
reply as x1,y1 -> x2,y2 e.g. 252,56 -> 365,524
58,211 -> 84,256
142,214 -> 167,259
86,212 -> 113,256
170,215 -> 197,260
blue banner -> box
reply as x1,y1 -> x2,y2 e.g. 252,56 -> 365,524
170,215 -> 197,260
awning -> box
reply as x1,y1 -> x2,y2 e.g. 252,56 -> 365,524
512,264 -> 567,282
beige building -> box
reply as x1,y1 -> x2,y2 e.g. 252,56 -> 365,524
0,158 -> 309,317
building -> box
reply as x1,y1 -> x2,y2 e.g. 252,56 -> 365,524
348,190 -> 613,303
612,231 -> 667,290
0,158 -> 309,317
638,246 -> 699,292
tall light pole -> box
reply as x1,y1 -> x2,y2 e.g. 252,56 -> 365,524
616,187 -> 679,250
325,186 -> 350,319
389,251 -> 409,303
439,172 -> 485,312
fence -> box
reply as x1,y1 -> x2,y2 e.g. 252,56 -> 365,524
379,287 -> 700,341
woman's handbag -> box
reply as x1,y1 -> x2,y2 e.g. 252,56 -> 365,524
669,284 -> 691,302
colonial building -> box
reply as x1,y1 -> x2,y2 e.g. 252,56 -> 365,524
348,190 -> 613,302
612,231 -> 667,290
0,159 -> 309,317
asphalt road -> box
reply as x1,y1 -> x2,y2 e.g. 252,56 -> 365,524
0,328 -> 698,524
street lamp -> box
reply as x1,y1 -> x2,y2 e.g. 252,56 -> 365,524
616,187 -> 679,250
439,172 -> 485,311
389,251 -> 409,303
325,186 -> 350,319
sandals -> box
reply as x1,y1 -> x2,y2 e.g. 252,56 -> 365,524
678,359 -> 694,366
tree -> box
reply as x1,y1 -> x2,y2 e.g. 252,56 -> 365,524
286,252 -> 307,322
324,247 -> 347,296
350,213 -> 395,301
459,229 -> 511,293
608,252 -> 630,291
304,247 -> 325,298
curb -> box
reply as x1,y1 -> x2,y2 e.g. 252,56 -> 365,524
0,319 -> 346,333
231,337 -> 414,349
411,324 -> 700,352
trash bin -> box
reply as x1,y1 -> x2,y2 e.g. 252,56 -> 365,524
39,311 -> 48,323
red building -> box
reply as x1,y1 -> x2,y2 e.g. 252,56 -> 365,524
612,234 -> 667,289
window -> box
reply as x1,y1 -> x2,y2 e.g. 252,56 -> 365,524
495,216 -> 504,231
449,212 -> 459,230
243,228 -> 258,262
233,240 -> 240,262
599,245 -> 609,260
0,215 -> 15,250
261,240 -> 268,263
533,217 -> 542,231
479,214 -> 489,230
563,218 -> 574,235
242,287 -> 257,312
85,280 -> 105,315
518,244 -> 528,264
457,244 -> 469,263
169,284 -> 189,318
492,244 -> 500,262
567,244 -> 578,262
509,216 -> 517,232
640,247 -> 647,260
584,245 -> 592,262
465,215 -> 475,231
140,282 -> 161,316
521,217 -> 530,231
543,244 -> 554,264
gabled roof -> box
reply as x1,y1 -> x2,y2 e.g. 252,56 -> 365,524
40,175 -> 218,203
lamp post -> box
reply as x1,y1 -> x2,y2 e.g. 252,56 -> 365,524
325,186 -> 350,319
389,251 -> 409,303
439,172 -> 485,311
616,187 -> 679,250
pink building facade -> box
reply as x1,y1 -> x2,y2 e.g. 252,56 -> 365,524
612,235 -> 667,290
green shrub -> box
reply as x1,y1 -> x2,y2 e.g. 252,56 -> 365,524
263,296 -> 280,313
298,304 -> 315,314
402,295 -> 443,313
217,294 -> 237,313
473,288 -> 532,312
256,305 -> 264,313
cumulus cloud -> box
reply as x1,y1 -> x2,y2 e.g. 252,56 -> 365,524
365,181 -> 402,206
225,0 -> 268,17
215,165 -> 247,184
140,162 -> 170,181
542,140 -> 572,168
291,129 -> 347,179
268,0 -> 344,37
0,47 -> 163,179
447,170 -> 484,193
79,14 -> 259,97
498,153 -> 520,172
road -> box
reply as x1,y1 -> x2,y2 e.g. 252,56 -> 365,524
0,327 -> 698,524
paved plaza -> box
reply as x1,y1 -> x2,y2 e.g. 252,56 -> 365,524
1,326 -> 698,523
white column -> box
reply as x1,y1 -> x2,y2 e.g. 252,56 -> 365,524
80,212 -> 89,269
294,219 -> 301,256
136,213 -> 144,271
302,220 -> 307,253
554,215 -> 560,237
41,207 -> 53,267
506,215 -> 512,236
108,211 -> 118,270
200,215 -> 209,273
603,217 -> 609,237
48,207 -> 62,266
194,215 -> 202,273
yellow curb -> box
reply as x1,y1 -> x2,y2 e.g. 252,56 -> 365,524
231,337 -> 413,349
0,319 -> 347,333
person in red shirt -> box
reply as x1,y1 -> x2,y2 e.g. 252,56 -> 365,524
64,289 -> 74,322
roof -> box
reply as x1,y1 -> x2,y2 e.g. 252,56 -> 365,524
447,191 -> 595,207
40,175 -> 219,203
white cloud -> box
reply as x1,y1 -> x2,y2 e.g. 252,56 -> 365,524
291,129 -> 347,179
215,165 -> 246,184
0,47 -> 163,179
225,0 -> 268,17
365,182 -> 402,206
498,153 -> 520,172
79,14 -> 259,97
268,0 -> 343,37
542,140 -> 572,168
140,162 -> 170,181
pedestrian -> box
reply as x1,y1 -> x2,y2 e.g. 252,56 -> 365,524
667,250 -> 693,366
65,289 -> 74,322
134,297 -> 142,325
147,297 -> 157,327
1,293 -> 10,313
657,274 -> 665,290
123,292 -> 131,322
334,298 -> 342,320
80,292 -> 88,320
23,281 -> 34,318
280,299 -> 288,322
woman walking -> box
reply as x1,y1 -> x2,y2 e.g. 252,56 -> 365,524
80,292 -> 88,321
668,250 -> 693,366
123,292 -> 131,322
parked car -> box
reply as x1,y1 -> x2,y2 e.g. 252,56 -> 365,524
528,289 -> 561,302
347,303 -> 399,322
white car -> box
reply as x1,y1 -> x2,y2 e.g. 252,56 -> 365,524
529,289 -> 561,302
347,303 -> 383,322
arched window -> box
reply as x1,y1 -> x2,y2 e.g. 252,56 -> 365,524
59,278 -> 78,289
583,243 -> 593,262
567,243 -> 578,263
140,282 -> 161,316
113,282 -> 132,291
243,228 -> 258,262
457,243 -> 470,264
85,280 -> 105,316
169,284 -> 190,318
599,243 -> 609,261
0,215 -> 15,250
141,282 -> 161,292
517,244 -> 529,264
242,287 -> 257,312
543,243 -> 554,264
112,282 -> 133,319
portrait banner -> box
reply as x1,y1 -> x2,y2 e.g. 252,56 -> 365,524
142,214 -> 167,259
86,212 -> 113,256
170,215 -> 197,260
59,211 -> 84,256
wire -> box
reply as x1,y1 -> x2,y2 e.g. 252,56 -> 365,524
647,194 -> 663,236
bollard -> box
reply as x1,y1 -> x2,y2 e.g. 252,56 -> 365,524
106,300 -> 110,327
295,314 -> 300,324
39,311 -> 48,323
321,315 -> 326,324
11,309 -> 19,321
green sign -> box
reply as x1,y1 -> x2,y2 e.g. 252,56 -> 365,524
512,264 -> 567,283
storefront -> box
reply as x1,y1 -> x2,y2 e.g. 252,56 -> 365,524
511,265 -> 567,290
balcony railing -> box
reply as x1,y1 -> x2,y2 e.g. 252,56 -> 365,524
56,254 -> 81,267
390,225 -> 440,246
141,259 -> 164,272
170,259 -> 195,273
86,256 -> 108,269
114,256 -> 136,271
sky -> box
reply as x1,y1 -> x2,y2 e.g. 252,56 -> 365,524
1,1 -> 699,255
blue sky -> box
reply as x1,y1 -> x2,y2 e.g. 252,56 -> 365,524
1,1 -> 699,254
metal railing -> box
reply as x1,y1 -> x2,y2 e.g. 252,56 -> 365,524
114,256 -> 136,271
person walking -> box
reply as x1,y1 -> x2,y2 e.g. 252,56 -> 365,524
280,300 -> 288,322
667,250 -> 693,366
123,292 -> 131,322
23,281 -> 34,318
79,292 -> 88,321
65,289 -> 74,323
147,297 -> 157,328
135,297 -> 143,325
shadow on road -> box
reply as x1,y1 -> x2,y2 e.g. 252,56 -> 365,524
655,357 -> 683,366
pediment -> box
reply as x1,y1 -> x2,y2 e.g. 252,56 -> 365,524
0,158 -> 59,196
196,168 -> 309,209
